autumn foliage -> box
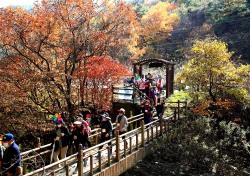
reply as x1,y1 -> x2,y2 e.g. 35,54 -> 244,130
0,0 -> 180,138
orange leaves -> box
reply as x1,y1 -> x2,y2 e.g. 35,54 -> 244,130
75,56 -> 131,110
140,1 -> 179,42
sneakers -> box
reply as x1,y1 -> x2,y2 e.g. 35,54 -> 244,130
95,154 -> 100,159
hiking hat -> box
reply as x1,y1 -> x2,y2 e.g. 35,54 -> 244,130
76,113 -> 83,119
101,113 -> 111,120
118,108 -> 125,113
73,121 -> 82,125
1,133 -> 14,142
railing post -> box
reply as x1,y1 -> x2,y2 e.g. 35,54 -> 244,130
66,164 -> 70,176
90,155 -> 93,175
135,134 -> 138,150
22,163 -> 27,174
178,100 -> 180,120
129,111 -> 133,130
78,144 -> 83,176
156,123 -> 158,138
174,108 -> 177,123
36,137 -> 41,169
140,120 -> 145,147
151,126 -> 154,141
160,114 -> 163,136
147,128 -> 149,143
95,130 -> 100,145
37,137 -> 41,147
98,151 -> 102,172
116,130 -> 120,161
185,100 -> 188,118
129,137 -> 132,153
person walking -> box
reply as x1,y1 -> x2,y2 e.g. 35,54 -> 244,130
1,133 -> 22,176
116,108 -> 128,149
95,113 -> 113,158
71,121 -> 88,174
52,118 -> 70,165
155,93 -> 164,119
142,100 -> 153,124
75,113 -> 92,148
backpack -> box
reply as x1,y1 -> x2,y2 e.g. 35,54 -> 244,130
82,120 -> 91,135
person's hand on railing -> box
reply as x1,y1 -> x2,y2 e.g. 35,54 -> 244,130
105,133 -> 109,138
94,125 -> 100,128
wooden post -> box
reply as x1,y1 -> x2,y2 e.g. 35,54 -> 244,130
124,140 -> 127,157
22,163 -> 27,174
135,134 -> 138,150
78,144 -> 83,176
166,65 -> 170,98
178,100 -> 180,120
90,155 -> 93,175
37,137 -> 41,147
116,130 -> 120,161
141,120 -> 145,147
174,108 -> 177,123
98,151 -> 102,172
36,137 -> 41,169
129,137 -> 132,153
147,128 -> 149,143
151,126 -> 154,141
156,123 -> 158,138
185,100 -> 188,118
66,164 -> 69,176
164,120 -> 167,134
95,131 -> 99,145
129,111 -> 133,131
160,114 -> 163,136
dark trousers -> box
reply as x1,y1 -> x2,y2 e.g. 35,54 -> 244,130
119,131 -> 128,148
99,135 -> 112,153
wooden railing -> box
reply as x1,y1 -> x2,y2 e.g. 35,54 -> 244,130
21,100 -> 187,175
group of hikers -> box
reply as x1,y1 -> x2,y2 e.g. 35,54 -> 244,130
0,108 -> 128,175
0,72 -> 166,175
125,72 -> 164,101
126,72 -> 165,124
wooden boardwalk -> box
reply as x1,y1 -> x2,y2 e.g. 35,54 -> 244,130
21,100 -> 187,176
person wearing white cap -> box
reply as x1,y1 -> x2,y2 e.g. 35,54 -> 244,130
95,112 -> 113,158
116,108 -> 128,149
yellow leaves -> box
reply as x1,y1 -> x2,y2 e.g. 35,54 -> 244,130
176,37 -> 250,103
140,1 -> 179,42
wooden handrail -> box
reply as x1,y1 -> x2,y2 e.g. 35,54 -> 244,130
22,101 -> 187,175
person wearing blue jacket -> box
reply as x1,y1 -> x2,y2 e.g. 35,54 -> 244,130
1,133 -> 22,176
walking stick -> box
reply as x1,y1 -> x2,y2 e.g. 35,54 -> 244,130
50,142 -> 55,164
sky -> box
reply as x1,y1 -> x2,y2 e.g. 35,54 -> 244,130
0,0 -> 40,8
